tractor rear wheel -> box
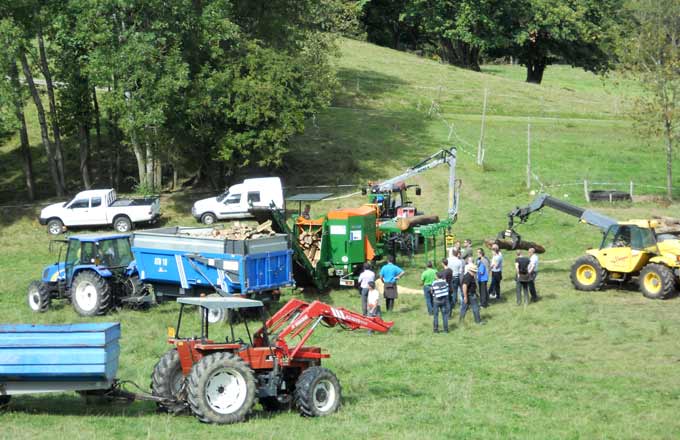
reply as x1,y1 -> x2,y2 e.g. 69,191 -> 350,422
0,395 -> 10,409
294,366 -> 342,417
570,255 -> 607,291
27,280 -> 51,313
187,352 -> 256,424
639,264 -> 675,299
71,271 -> 112,316
151,349 -> 187,414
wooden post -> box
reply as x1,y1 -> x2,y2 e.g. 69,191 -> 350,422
477,87 -> 488,166
527,121 -> 531,190
629,181 -> 634,199
584,180 -> 590,202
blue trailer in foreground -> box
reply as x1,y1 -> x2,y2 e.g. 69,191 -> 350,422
27,226 -> 294,317
0,322 -> 121,407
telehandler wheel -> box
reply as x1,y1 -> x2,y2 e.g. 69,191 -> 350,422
187,352 -> 256,424
71,271 -> 112,316
0,395 -> 10,409
294,366 -> 342,417
570,256 -> 606,291
151,349 -> 187,414
27,280 -> 51,313
639,264 -> 675,299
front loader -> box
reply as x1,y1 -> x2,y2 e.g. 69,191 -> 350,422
500,193 -> 680,299
151,296 -> 393,424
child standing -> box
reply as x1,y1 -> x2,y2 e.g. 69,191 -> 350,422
366,281 -> 381,335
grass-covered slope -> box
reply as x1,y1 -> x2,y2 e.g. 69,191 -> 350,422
1,38 -> 679,439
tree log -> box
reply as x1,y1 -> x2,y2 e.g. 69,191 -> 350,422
396,215 -> 440,231
485,239 -> 546,254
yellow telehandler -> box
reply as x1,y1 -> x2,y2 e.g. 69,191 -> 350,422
500,194 -> 680,299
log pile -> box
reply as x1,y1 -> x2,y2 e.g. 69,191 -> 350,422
187,221 -> 276,240
485,238 -> 546,254
298,227 -> 323,267
652,217 -> 680,235
396,215 -> 440,231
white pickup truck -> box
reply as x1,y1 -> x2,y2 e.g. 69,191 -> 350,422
39,189 -> 161,235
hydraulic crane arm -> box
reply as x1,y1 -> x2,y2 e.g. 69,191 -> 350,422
507,193 -> 617,232
255,299 -> 393,359
371,147 -> 460,220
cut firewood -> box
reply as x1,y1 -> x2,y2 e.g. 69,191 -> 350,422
395,215 -> 440,231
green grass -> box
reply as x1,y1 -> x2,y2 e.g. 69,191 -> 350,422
2,38 -> 680,439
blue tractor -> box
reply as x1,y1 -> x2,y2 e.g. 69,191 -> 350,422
27,234 -> 146,317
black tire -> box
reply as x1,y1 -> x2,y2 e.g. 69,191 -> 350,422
0,395 -> 10,409
294,366 -> 342,417
113,216 -> 132,233
201,212 -> 217,225
588,190 -> 631,202
47,218 -> 64,235
151,349 -> 187,414
187,352 -> 256,424
639,263 -> 675,299
260,396 -> 292,412
27,280 -> 51,313
71,271 -> 112,316
570,255 -> 607,291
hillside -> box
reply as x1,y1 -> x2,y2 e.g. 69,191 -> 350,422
2,39 -> 680,439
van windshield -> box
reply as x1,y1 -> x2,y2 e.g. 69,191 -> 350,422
216,190 -> 229,202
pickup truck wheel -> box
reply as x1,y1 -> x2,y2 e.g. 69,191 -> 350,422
47,219 -> 64,235
72,271 -> 112,316
201,213 -> 217,225
113,216 -> 132,233
27,280 -> 51,313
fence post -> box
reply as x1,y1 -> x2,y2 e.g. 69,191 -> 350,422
527,121 -> 531,190
629,181 -> 634,199
477,87 -> 488,166
584,179 -> 590,202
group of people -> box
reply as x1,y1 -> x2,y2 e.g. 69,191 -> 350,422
355,240 -> 541,334
419,239 -> 541,333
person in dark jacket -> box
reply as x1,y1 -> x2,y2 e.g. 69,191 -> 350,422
460,263 -> 483,324
431,272 -> 450,333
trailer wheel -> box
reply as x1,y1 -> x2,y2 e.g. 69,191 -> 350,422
71,271 -> 112,316
187,352 -> 256,424
0,395 -> 10,409
201,212 -> 217,225
294,367 -> 342,417
639,263 -> 675,299
27,280 -> 51,313
151,349 -> 187,414
113,216 -> 132,233
47,218 -> 64,235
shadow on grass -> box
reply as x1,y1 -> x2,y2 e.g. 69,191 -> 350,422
5,394 -> 154,417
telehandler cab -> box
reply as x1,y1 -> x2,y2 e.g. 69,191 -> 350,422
151,296 -> 393,424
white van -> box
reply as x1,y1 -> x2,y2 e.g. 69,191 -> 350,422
191,177 -> 284,224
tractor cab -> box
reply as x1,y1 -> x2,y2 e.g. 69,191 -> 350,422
595,224 -> 658,273
365,182 -> 421,220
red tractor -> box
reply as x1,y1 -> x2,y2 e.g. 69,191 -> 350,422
151,296 -> 393,424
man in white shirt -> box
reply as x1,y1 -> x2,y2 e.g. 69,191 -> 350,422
357,263 -> 376,315
489,244 -> 503,301
528,247 -> 540,302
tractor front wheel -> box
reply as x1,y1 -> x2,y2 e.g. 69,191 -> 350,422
187,352 -> 256,424
570,255 -> 607,291
294,366 -> 342,417
27,280 -> 51,313
639,264 -> 675,299
151,349 -> 187,414
71,271 -> 112,316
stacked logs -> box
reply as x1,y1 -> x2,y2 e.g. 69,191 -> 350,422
298,227 -> 323,266
186,221 -> 277,240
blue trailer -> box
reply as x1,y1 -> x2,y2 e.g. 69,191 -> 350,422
28,226 -> 294,317
0,322 -> 120,405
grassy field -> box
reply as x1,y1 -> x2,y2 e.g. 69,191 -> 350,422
2,38 -> 680,439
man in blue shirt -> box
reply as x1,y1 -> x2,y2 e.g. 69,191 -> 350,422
476,248 -> 490,308
380,256 -> 404,311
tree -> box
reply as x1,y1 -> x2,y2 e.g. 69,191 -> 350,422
499,0 -> 619,84
617,0 -> 680,200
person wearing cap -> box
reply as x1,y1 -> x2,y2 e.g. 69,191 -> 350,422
460,263 -> 482,324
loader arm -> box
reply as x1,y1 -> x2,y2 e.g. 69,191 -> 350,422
255,299 -> 393,359
507,194 -> 617,232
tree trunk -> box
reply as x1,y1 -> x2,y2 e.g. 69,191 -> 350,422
92,88 -> 102,154
665,119 -> 673,201
20,49 -> 64,197
145,142 -> 154,189
79,123 -> 92,189
131,135 -> 146,188
38,29 -> 66,191
438,39 -> 481,71
9,61 -> 35,201
525,58 -> 546,84
172,165 -> 178,190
